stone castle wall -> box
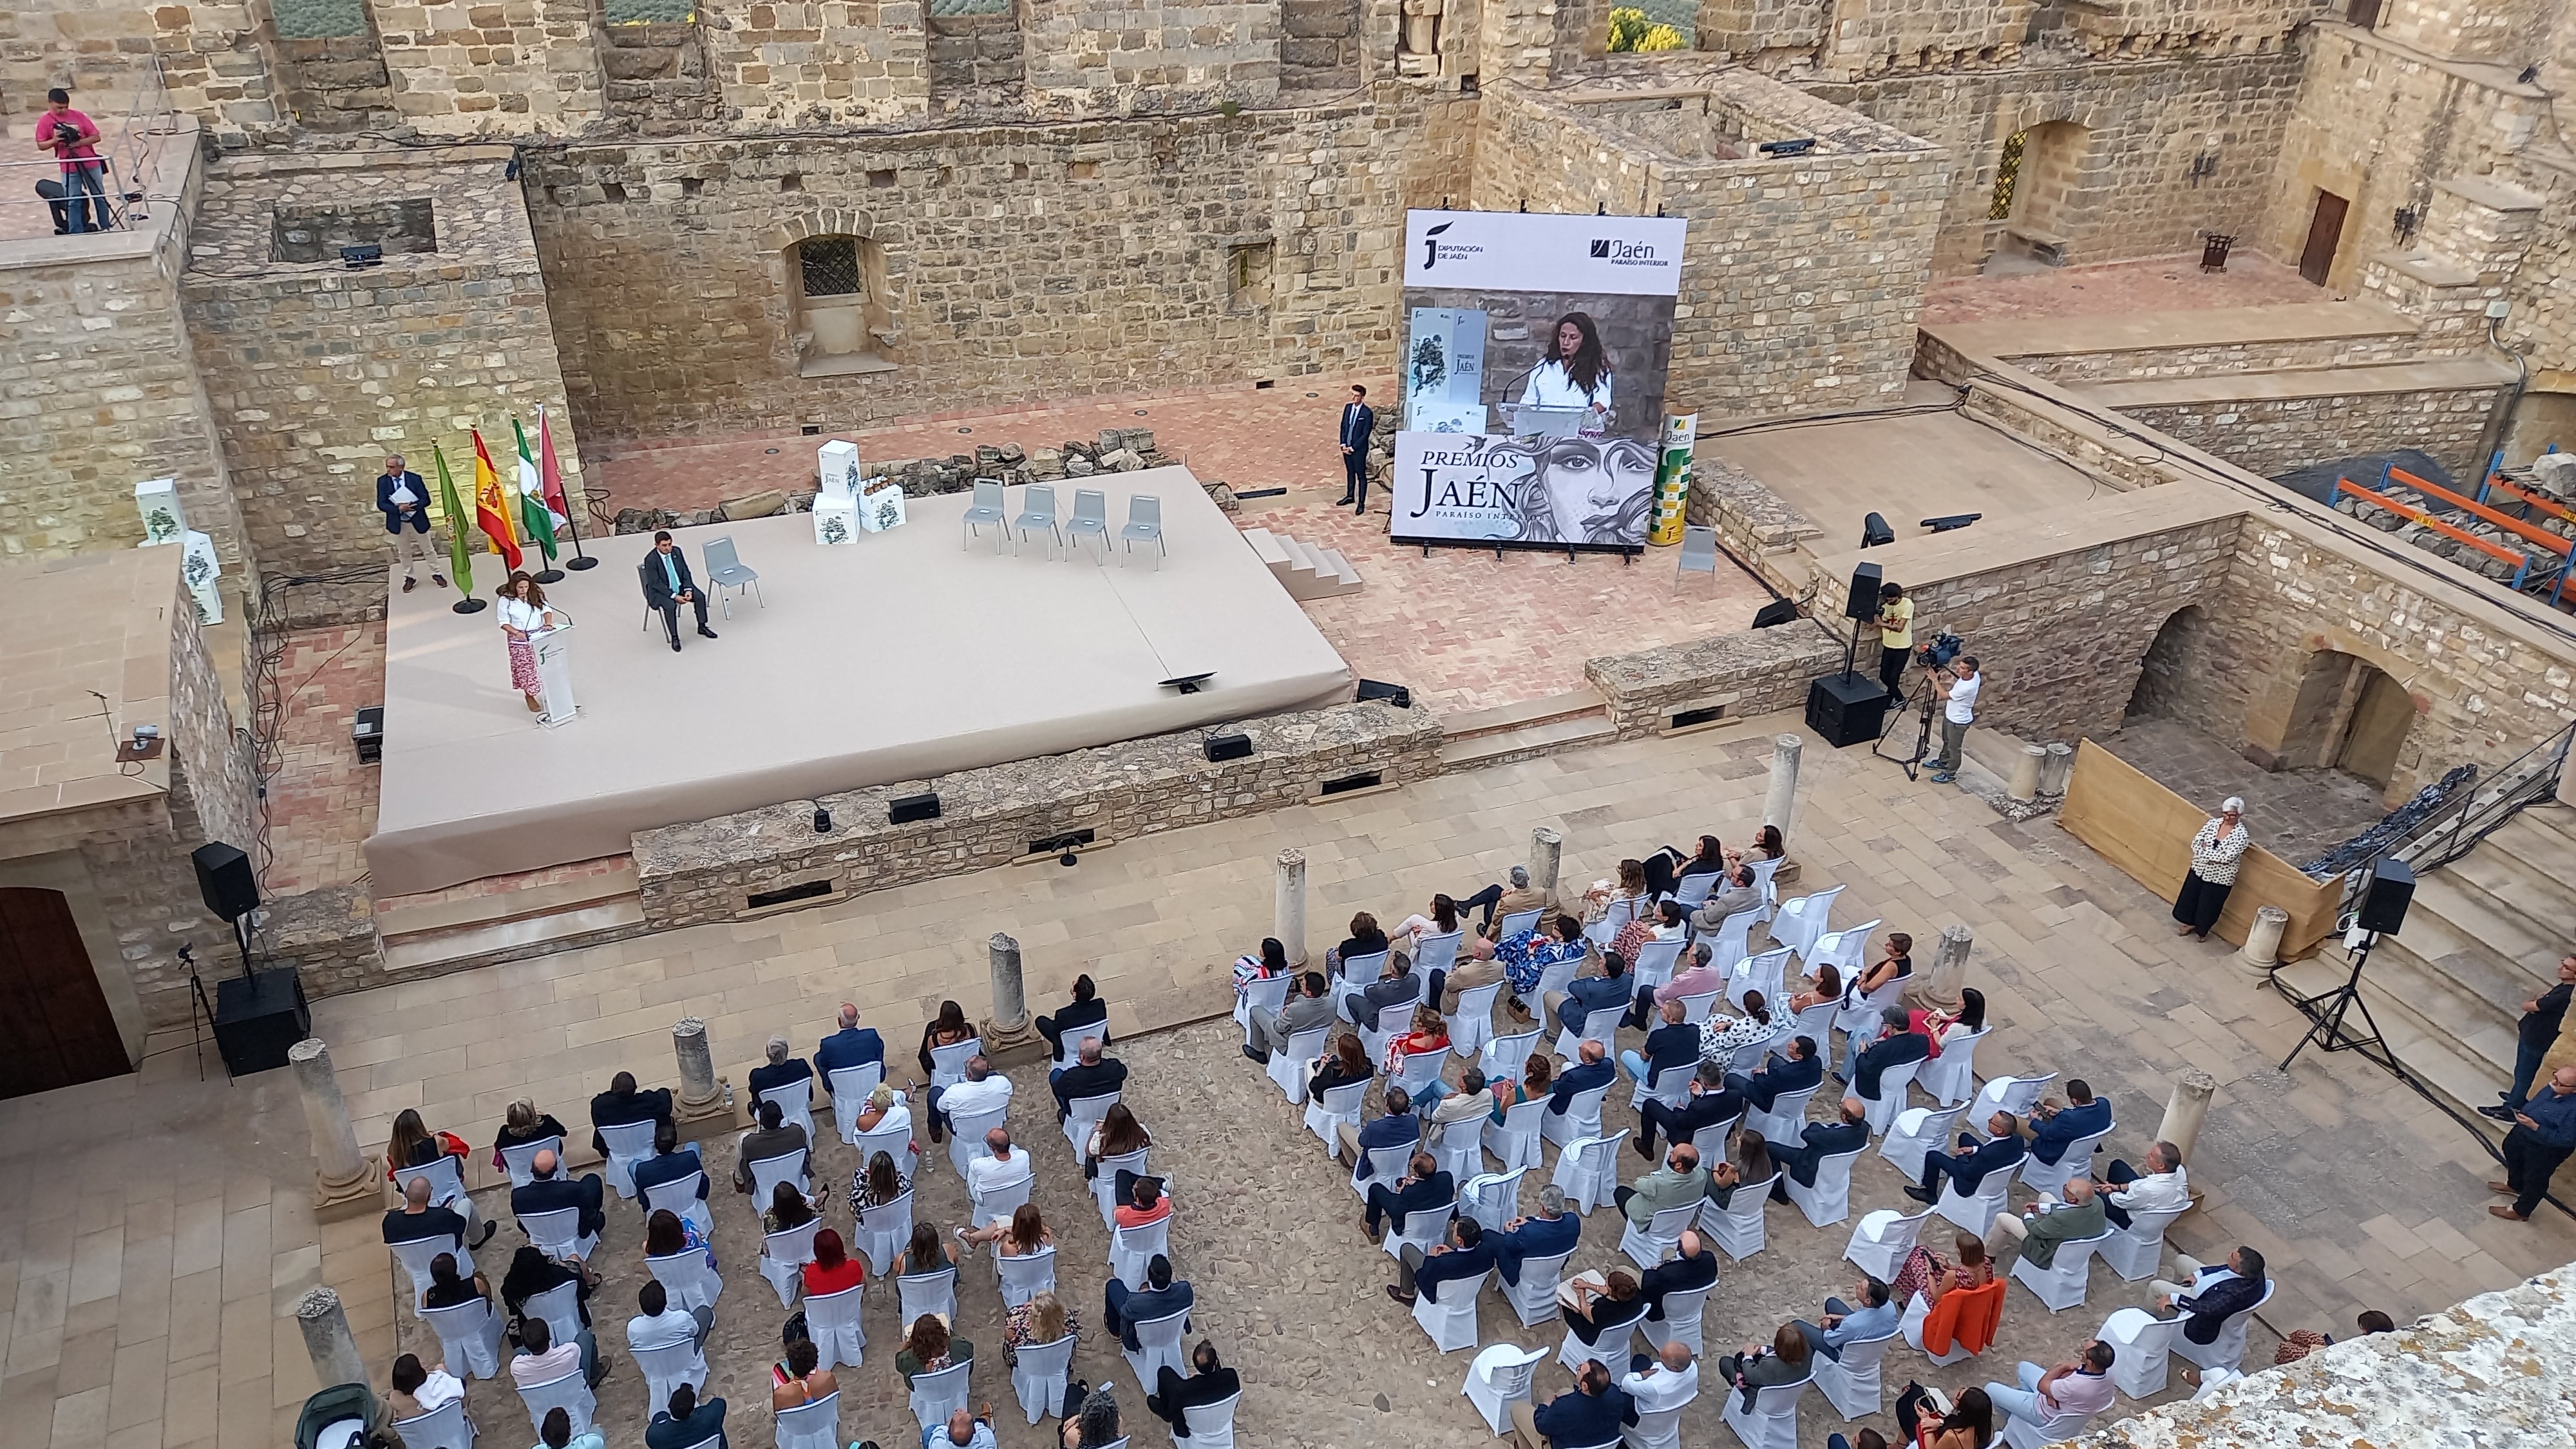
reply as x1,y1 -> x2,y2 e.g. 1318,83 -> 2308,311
1584,620 -> 1844,735
2118,384 -> 2509,484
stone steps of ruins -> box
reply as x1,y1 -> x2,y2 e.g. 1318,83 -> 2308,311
375,857 -> 650,976
1437,687 -> 1618,770
1240,524 -> 1364,598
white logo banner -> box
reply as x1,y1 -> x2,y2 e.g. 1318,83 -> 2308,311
1403,209 -> 1689,296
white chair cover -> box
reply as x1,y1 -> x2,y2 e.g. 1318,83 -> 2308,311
1623,1394 -> 1694,1449
1745,855 -> 1786,918
1414,929 -> 1464,976
390,1233 -> 471,1311
946,1103 -> 1009,1177
970,1162 -> 1036,1225
643,1171 -> 715,1238
518,1206 -> 598,1265
1699,1173 -> 1777,1260
1786,996 -> 1841,1048
1898,1289 -> 1975,1367
1010,1332 -> 1077,1425
759,1080 -> 817,1142
515,1370 -> 594,1437
1430,1114 -> 1484,1184
1268,1025 -> 1331,1102
1584,895 -> 1637,949
2096,1306 -> 2181,1399
1631,936 -> 1685,989
1381,1197 -> 1456,1260
1701,908 -> 1759,977
1819,920 -> 1883,996
1718,1372 -> 1810,1449
828,1063 -> 887,1144
759,1218 -> 822,1306
1350,1142 -> 1412,1200
1234,976 -> 1292,1048
1843,1206 -> 1933,1282
2172,1276 -> 2275,1373
1303,1079 -> 1370,1150
392,1155 -> 468,1211
1783,1146 -> 1863,1227
422,1296 -> 506,1379
496,1137 -> 564,1190
2019,1117 -> 2115,1199
1121,1305 -> 1191,1392
1534,956 -> 1586,1001
1812,1328 -> 1897,1420
1916,1025 -> 1987,1106
773,1390 -> 840,1449
1480,1024 -> 1544,1083
855,1188 -> 914,1277
907,1358 -> 973,1431
630,1339 -> 708,1417
393,1398 -> 474,1449
1771,885 -> 1844,963
1334,949 -> 1391,1010
1181,1392 -> 1243,1449
802,1282 -> 866,1370
1549,1129 -> 1629,1213
1360,999 -> 1416,1062
1687,1111 -> 1742,1159
1393,1047 -> 1448,1096
1725,1028 -> 1779,1079
645,1247 -> 723,1312
1638,1282 -> 1712,1357
1557,1313 -> 1639,1374
928,1036 -> 983,1089
1860,1057 -> 1925,1136
744,1148 -> 811,1208
1061,1090 -> 1121,1153
1935,1160 -> 2014,1236
1631,1060 -> 1692,1113
1879,1104 -> 1964,1182
2002,1404 -> 2097,1448
996,1243 -> 1057,1308
1617,1201 -> 1700,1269
1674,989 -> 1724,1027
2099,1203 -> 2188,1281
1542,1083 -> 1611,1150
1503,1250 -> 1573,1327
1458,1168 -> 1526,1233
1463,1343 -> 1549,1435
1729,947 -> 1792,1012
1412,1267 -> 1489,1353
1743,1084 -> 1818,1146
2011,1227 -> 2114,1312
1553,1006 -> 1626,1061
1672,871 -> 1721,907
520,1280 -> 583,1356
1110,1217 -> 1171,1289
1485,1096 -> 1549,1172
591,1121 -> 656,1200
896,1265 -> 958,1325
1970,1074 -> 2057,1137
1090,1147 -> 1150,1229
1495,907 -> 1546,941
1448,980 -> 1506,1059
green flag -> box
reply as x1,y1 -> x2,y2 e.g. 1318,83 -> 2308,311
513,417 -> 557,561
433,444 -> 474,593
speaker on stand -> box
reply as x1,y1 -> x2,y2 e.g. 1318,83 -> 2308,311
191,840 -> 310,1075
1804,561 -> 1888,746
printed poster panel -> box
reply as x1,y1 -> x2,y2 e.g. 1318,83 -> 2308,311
1392,431 -> 1659,550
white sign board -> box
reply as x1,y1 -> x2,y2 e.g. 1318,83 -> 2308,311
1403,209 -> 1689,296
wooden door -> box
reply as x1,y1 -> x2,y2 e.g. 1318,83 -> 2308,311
2300,192 -> 2349,286
0,888 -> 129,1097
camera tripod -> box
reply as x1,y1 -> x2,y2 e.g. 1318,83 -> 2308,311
1872,673 -> 1936,779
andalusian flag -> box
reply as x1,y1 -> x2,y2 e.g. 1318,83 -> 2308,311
432,445 -> 475,593
512,417 -> 558,561
469,428 -> 523,572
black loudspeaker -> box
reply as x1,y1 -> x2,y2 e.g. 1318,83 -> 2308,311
2356,857 -> 2414,934
1356,679 -> 1414,709
352,706 -> 384,764
889,793 -> 942,824
1204,732 -> 1253,762
192,841 -> 259,923
1805,674 -> 1888,748
1751,599 -> 1799,629
1843,561 -> 1884,621
213,968 -> 310,1075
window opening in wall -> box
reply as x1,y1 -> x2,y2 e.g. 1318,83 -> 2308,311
2345,0 -> 2382,28
1986,131 -> 2025,221
1605,5 -> 1688,50
605,0 -> 697,22
271,198 -> 438,263
1227,240 -> 1274,310
793,234 -> 894,379
800,236 -> 863,298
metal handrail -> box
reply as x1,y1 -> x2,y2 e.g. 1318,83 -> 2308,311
6,57 -> 178,236
2336,715 -> 2576,907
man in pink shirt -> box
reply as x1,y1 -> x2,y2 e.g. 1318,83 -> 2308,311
35,88 -> 108,234
1628,942 -> 1724,1029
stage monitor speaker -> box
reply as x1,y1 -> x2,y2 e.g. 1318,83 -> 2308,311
1203,732 -> 1253,762
213,968 -> 310,1075
2356,857 -> 2414,934
1750,599 -> 1799,629
1843,562 -> 1883,620
191,841 -> 258,923
889,793 -> 942,824
1805,673 -> 1888,748
1356,679 -> 1414,710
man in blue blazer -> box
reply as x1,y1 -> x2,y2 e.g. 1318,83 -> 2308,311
1362,1152 -> 1454,1240
1906,1111 -> 2029,1204
1103,1254 -> 1193,1350
2029,1080 -> 2112,1166
814,1003 -> 885,1097
511,1147 -> 606,1239
375,453 -> 445,592
1547,1041 -> 1618,1121
1553,952 -> 1635,1039
1389,1215 -> 1497,1306
1518,1361 -> 1631,1449
1336,385 -> 1376,511
1727,1036 -> 1824,1113
639,529 -> 716,651
1490,1186 -> 1582,1287
1767,1097 -> 1870,1202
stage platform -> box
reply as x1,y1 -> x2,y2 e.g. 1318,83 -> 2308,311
366,467 -> 1352,895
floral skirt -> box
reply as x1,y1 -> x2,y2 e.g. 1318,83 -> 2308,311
508,638 -> 541,696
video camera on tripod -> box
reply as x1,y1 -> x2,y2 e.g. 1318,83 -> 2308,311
1915,630 -> 1965,672
1871,630 -> 1967,778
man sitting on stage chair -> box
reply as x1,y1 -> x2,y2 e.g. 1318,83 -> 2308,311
641,531 -> 717,651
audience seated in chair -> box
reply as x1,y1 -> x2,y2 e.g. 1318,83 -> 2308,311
1609,900 -> 1685,974
2151,1245 -> 2268,1343
1490,1055 -> 1553,1121
536,1405 -> 605,1449
1697,993 -> 1774,1068
1901,1112 -> 2024,1206
384,1174 -> 470,1254
730,1101 -> 808,1197
815,1002 -> 886,1094
763,1179 -> 819,1235
1851,933 -> 1913,1001
1381,1005 -> 1451,1076
804,1227 -> 866,1297
1788,965 -> 1842,1016
590,1072 -> 674,1160
896,1311 -> 974,1384
1716,1321 -> 1812,1410
894,1220 -> 961,1281
423,1252 -> 491,1312
645,1382 -> 726,1449
1491,1186 -> 1582,1287
1497,915 -> 1591,1021
388,1352 -> 465,1422
1889,1230 -> 1994,1309
1914,987 -> 1985,1051
1146,1340 -> 1239,1439
770,1336 -> 838,1413
964,1201 -> 1054,1258
1548,1042 -> 1618,1121
967,1128 -> 1032,1202
1619,998 -> 1701,1094
1326,912 -> 1392,976
1640,1228 -> 1719,1321
925,1054 -> 1011,1148
1387,1213 -> 1494,1306
852,1148 -> 910,1229
1419,1066 -> 1493,1132
627,1278 -> 712,1355
1615,1142 -> 1710,1227
1363,1150 -> 1454,1239
1984,1340 -> 2116,1434
1704,1133 -> 1774,1209
1037,974 -> 1113,1058
1636,1061 -> 1743,1162
1548,950 -> 1634,1039
1688,864 -> 1761,934
748,1036 -> 814,1103
1559,1269 -> 1649,1347
1081,1103 -> 1153,1180
1112,1173 -> 1173,1229
929,1407 -> 998,1449
1232,938 -> 1291,991
1622,1340 -> 1698,1413
1511,1358 -> 1630,1449
1435,931 -> 1508,1020
510,1312 -> 604,1394
1768,1097 -> 1870,1204
631,1119 -> 706,1205
1481,864 -> 1557,938
1632,943 -> 1725,1030
1247,971 -> 1336,1065
1794,1275 -> 1896,1361
1844,1016 -> 1931,1099
1343,949 -> 1421,1025
1004,1289 -> 1077,1371
1893,1385 -> 1990,1449
1583,859 -> 1654,929
500,1243 -> 594,1329
1051,1038 -> 1127,1121
1103,1254 -> 1192,1349
2092,1140 -> 2188,1229
514,1148 -> 607,1240
386,1108 -> 472,1183
1987,1177 -> 2107,1274
1305,1033 -> 1374,1107
2027,1079 -> 2112,1166
1338,1086 -> 1420,1176
493,1097 -> 573,1161
643,1209 -> 714,1273
1726,1035 -> 1824,1113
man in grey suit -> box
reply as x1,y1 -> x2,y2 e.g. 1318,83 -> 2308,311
1343,954 -> 1421,1027
1249,971 -> 1336,1064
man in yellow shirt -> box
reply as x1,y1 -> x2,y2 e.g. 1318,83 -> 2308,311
1875,582 -> 1914,694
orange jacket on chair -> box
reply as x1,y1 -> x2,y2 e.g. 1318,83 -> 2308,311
1921,1277 -> 2006,1357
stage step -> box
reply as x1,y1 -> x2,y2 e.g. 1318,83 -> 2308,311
383,895 -> 648,974
1439,707 -> 1618,770
376,857 -> 649,976
1241,526 -> 1363,599
1441,687 -> 1610,744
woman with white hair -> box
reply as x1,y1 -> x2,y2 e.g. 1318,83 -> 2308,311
2174,797 -> 2251,940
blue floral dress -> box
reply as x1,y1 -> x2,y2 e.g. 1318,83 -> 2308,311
1497,930 -> 1586,997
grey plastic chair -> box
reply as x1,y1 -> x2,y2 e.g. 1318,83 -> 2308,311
1065,488 -> 1110,562
963,478 -> 1007,552
1120,494 -> 1164,569
703,536 -> 762,618
1013,484 -> 1063,558
1675,524 -> 1718,591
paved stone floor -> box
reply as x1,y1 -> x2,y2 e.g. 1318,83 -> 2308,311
2093,716 -> 2393,872
1920,254 -> 2324,327
11,709 -> 2569,1449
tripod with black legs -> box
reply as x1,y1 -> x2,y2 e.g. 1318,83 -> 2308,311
1873,671 -> 1935,779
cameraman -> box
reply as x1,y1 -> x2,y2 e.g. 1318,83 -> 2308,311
1875,581 -> 1913,695
34,89 -> 108,235
1924,654 -> 1980,785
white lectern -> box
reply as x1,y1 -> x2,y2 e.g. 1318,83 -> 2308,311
532,623 -> 579,727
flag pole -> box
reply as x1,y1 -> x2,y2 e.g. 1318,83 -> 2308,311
545,406 -> 598,572
433,444 -> 487,615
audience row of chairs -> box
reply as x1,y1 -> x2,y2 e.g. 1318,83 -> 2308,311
961,480 -> 1164,565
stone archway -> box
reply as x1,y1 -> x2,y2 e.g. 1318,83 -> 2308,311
2125,603 -> 2206,721
2272,649 -> 2417,788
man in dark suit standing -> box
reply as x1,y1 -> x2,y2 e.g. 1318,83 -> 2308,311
640,529 -> 716,652
1336,385 -> 1375,511
376,454 -> 446,593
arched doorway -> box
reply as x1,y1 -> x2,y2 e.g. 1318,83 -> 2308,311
0,887 -> 131,1097
2275,650 -> 2414,786
2126,604 -> 2205,721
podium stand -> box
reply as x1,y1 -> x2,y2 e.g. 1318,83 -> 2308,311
532,623 -> 579,728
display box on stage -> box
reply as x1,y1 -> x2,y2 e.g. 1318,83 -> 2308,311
859,482 -> 907,533
814,495 -> 859,545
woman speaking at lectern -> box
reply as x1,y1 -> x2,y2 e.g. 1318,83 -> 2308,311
498,571 -> 558,715
1519,311 -> 1616,428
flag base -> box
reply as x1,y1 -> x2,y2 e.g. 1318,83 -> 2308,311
535,568 -> 565,584
451,596 -> 489,615
566,556 -> 600,571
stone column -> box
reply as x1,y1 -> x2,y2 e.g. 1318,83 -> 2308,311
1531,826 -> 1565,900
1275,848 -> 1309,967
287,1038 -> 380,1216
2009,744 -> 2045,802
2237,904 -> 2289,976
1909,923 -> 1973,1013
294,1287 -> 367,1391
2041,742 -> 2074,796
2156,1070 -> 2218,1164
981,931 -> 1043,1061
1763,734 -> 1802,842
672,1016 -> 731,1132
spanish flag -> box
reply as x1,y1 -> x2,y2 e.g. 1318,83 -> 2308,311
471,428 -> 523,572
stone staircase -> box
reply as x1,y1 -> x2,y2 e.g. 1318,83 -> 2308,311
375,857 -> 649,976
1241,526 -> 1363,599
2275,802 -> 2576,1132
1437,687 -> 1618,770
